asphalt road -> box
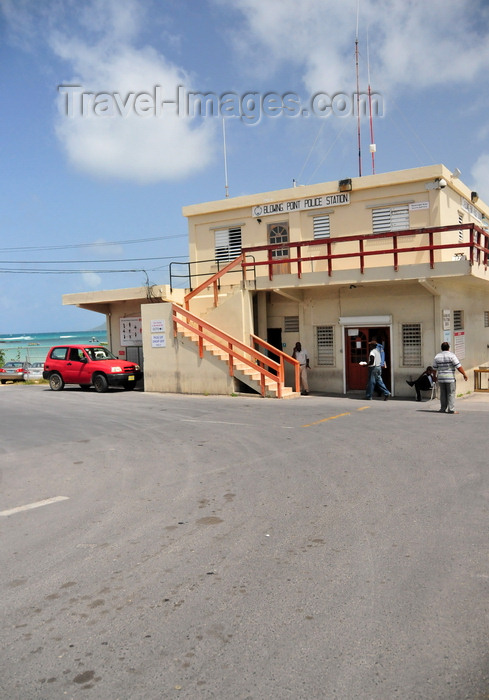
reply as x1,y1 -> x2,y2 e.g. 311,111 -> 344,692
1,384 -> 488,700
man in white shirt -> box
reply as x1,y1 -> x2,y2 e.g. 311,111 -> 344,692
292,341 -> 310,395
366,340 -> 390,400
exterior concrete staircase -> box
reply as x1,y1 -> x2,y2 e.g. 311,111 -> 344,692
174,310 -> 299,398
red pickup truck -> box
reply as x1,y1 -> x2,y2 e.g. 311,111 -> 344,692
43,345 -> 142,393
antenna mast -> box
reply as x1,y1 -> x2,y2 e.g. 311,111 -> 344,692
367,25 -> 376,174
222,118 -> 229,198
355,0 -> 362,177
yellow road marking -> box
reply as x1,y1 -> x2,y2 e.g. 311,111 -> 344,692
302,406 -> 369,427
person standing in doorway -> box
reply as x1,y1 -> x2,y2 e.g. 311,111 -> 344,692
432,342 -> 468,413
366,340 -> 390,400
292,341 -> 310,395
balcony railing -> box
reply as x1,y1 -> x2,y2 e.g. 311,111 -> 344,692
241,223 -> 489,280
175,224 -> 489,313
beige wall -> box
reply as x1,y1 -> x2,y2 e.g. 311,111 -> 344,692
183,164 -> 489,281
141,303 -> 236,395
261,276 -> 489,396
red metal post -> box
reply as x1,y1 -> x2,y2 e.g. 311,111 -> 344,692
198,325 -> 203,358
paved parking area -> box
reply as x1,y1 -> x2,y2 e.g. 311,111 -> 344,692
1,385 -> 488,699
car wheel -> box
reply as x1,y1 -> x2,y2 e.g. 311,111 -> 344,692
93,373 -> 109,393
49,373 -> 64,391
0,380 -> 5,385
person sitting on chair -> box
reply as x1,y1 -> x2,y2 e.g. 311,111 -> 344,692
406,366 -> 435,401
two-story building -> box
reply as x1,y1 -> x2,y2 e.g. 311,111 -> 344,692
63,163 -> 489,398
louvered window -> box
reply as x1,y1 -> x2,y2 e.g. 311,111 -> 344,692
215,227 -> 242,262
284,316 -> 299,333
313,214 -> 330,239
316,326 -> 334,366
372,205 -> 409,233
401,323 -> 421,366
454,310 -> 464,331
484,311 -> 489,328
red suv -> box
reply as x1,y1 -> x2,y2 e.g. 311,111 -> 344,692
43,345 -> 142,393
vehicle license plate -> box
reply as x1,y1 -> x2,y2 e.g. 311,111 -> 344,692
128,375 -> 135,381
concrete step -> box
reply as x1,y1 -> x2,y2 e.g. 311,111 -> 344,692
179,328 -> 298,398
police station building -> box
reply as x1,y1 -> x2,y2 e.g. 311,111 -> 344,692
64,164 -> 489,398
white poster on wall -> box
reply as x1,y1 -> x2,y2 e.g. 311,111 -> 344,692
454,331 -> 465,359
120,317 -> 142,346
151,334 -> 166,348
442,309 -> 451,331
150,319 -> 165,333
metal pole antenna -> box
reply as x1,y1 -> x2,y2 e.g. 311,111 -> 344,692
222,118 -> 229,198
355,0 -> 362,177
367,24 -> 376,174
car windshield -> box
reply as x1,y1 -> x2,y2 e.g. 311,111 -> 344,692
83,347 -> 118,361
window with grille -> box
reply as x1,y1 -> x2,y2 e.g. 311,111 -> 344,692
372,205 -> 409,233
485,311 -> 489,328
284,316 -> 299,333
215,227 -> 242,262
453,310 -> 464,331
313,214 -> 330,239
401,323 -> 421,366
316,326 -> 334,366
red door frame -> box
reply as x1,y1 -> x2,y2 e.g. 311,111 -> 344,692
345,326 -> 391,392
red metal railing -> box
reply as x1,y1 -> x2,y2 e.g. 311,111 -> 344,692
251,334 -> 300,394
184,253 -> 245,310
172,304 -> 300,397
241,223 -> 489,280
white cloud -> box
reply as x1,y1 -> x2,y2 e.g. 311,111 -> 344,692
3,0 -> 217,184
50,1 -> 217,183
87,239 -> 125,258
81,271 -> 102,288
54,44 -> 217,183
219,0 -> 489,94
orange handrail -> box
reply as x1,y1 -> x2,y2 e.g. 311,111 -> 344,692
184,253 -> 245,311
172,304 -> 293,397
241,223 -> 489,280
251,334 -> 300,394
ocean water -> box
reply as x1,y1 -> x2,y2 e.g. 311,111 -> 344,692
0,330 -> 108,364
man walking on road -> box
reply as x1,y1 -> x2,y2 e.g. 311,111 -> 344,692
432,342 -> 468,413
366,340 -> 390,400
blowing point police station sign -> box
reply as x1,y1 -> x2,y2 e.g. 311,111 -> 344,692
252,192 -> 350,218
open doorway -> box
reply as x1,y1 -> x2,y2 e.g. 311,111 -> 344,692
267,328 -> 282,373
345,326 -> 391,392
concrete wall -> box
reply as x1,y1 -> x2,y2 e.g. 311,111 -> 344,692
183,164 -> 489,281
263,277 -> 489,397
141,302 -> 235,395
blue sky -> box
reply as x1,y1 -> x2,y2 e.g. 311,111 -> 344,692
2,0 -> 489,333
